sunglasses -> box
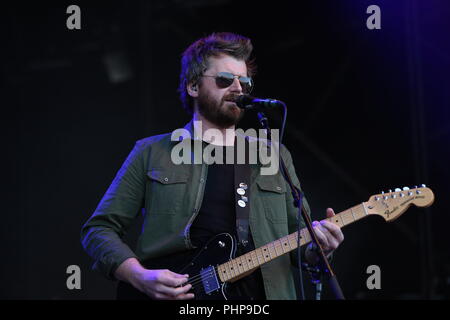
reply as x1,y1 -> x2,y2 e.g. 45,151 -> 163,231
201,72 -> 253,94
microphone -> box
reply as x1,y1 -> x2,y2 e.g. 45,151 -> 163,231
234,94 -> 283,110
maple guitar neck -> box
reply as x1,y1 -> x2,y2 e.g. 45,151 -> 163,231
216,203 -> 368,283
217,185 -> 435,283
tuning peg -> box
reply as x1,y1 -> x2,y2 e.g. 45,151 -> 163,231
388,189 -> 392,193
421,184 -> 426,188
403,187 -> 410,191
395,188 -> 402,192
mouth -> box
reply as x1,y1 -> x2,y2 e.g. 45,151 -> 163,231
224,101 -> 239,110
224,94 -> 240,103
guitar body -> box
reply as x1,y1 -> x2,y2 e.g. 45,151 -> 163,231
115,186 -> 434,300
116,233 -> 236,300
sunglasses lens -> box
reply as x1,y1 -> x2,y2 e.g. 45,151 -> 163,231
215,76 -> 234,88
214,72 -> 253,93
240,78 -> 253,94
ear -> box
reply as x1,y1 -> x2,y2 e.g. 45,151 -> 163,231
187,82 -> 199,98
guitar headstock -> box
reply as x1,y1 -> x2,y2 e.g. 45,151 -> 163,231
365,185 -> 434,222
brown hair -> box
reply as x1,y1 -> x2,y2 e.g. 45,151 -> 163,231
178,32 -> 257,115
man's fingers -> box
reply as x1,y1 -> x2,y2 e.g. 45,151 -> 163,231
158,270 -> 189,287
326,208 -> 335,218
320,220 -> 344,243
312,221 -> 329,248
158,282 -> 193,298
175,292 -> 195,300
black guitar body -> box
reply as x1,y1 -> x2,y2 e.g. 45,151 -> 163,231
116,233 -> 236,300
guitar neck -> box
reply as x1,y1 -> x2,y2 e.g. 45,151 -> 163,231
217,202 -> 370,283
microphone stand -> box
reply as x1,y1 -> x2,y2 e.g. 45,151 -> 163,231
302,263 -> 323,300
257,109 -> 345,300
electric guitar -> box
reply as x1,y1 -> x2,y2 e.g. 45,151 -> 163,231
116,186 -> 434,300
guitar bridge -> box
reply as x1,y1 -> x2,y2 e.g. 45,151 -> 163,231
200,266 -> 220,294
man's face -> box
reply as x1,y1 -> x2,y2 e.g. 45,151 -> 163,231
193,54 -> 247,128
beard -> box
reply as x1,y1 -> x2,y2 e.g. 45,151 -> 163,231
196,91 -> 244,129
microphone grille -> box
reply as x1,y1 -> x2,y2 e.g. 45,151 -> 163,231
235,94 -> 254,109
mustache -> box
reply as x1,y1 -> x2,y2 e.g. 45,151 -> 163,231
223,93 -> 241,103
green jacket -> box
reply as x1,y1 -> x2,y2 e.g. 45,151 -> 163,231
81,120 -> 311,300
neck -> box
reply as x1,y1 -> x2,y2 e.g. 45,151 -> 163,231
192,112 -> 235,146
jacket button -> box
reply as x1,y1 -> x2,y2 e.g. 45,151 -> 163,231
238,200 -> 246,208
276,186 -> 281,191
239,182 -> 248,190
164,177 -> 169,182
200,178 -> 205,183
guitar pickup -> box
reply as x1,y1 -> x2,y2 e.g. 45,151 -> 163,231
200,266 -> 220,294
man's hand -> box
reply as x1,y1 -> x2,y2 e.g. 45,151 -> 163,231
133,269 -> 195,300
115,258 -> 195,300
305,208 -> 344,264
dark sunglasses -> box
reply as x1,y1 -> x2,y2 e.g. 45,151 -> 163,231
202,72 -> 253,94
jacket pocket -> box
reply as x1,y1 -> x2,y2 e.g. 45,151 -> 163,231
256,175 -> 288,223
146,168 -> 189,215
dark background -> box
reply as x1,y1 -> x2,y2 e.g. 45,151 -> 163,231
3,0 -> 449,299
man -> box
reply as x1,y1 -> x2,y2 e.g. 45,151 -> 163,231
81,32 -> 344,300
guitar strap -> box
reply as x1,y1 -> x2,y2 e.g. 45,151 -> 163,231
234,136 -> 251,248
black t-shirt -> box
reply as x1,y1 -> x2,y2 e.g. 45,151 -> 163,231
190,144 -> 266,300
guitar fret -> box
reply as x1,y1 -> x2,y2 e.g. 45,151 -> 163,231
225,261 -> 233,279
243,254 -> 251,271
270,243 -> 276,258
243,253 -> 251,270
338,213 -> 345,226
223,264 -> 229,281
256,248 -> 264,264
289,233 -> 298,249
240,255 -> 247,272
241,256 -> 248,272
217,200 -> 387,283
270,242 -> 277,257
350,207 -> 356,221
278,239 -> 284,255
281,236 -> 289,253
273,241 -> 280,256
341,210 -> 352,225
262,246 -> 270,261
300,229 -> 308,245
235,257 -> 242,274
231,259 -> 239,276
251,250 -> 258,268
361,203 -> 369,216
223,265 -> 230,282
356,205 -> 365,219
227,260 -> 234,278
237,256 -> 245,273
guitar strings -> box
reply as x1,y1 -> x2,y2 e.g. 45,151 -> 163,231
183,266 -> 231,291
185,268 -> 217,288
185,243 -> 295,289
185,260 -> 255,289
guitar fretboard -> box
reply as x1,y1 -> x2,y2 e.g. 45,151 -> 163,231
217,203 -> 369,282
